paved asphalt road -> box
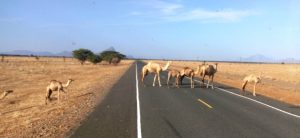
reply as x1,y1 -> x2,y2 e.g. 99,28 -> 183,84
71,61 -> 300,138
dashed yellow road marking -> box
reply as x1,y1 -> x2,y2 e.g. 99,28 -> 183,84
197,99 -> 213,109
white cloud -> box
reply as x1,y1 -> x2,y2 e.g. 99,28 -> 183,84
160,4 -> 183,15
129,0 -> 259,23
165,9 -> 258,22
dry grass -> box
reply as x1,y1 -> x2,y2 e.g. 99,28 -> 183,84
151,60 -> 300,106
0,56 -> 133,137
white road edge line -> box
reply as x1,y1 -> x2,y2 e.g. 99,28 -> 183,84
136,63 -> 142,138
193,79 -> 300,118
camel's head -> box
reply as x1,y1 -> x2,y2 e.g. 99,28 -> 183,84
68,79 -> 74,83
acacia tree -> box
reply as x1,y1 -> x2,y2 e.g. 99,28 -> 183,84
100,51 -> 126,64
87,54 -> 102,64
72,48 -> 93,65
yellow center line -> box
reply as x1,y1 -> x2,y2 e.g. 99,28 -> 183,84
197,99 -> 213,109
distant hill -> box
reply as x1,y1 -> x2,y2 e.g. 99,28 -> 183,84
240,54 -> 300,63
0,50 -> 72,57
103,46 -> 116,52
241,54 -> 273,62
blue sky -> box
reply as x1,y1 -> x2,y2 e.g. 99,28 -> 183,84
0,0 -> 299,60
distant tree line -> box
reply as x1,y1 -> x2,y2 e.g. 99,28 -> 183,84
72,48 -> 126,65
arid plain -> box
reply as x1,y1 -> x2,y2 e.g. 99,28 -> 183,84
1,57 -> 300,137
0,56 -> 133,137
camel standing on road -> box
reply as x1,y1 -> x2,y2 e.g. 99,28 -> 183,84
242,74 -> 261,96
179,66 -> 200,88
141,61 -> 171,87
199,63 -> 218,89
167,69 -> 181,88
45,79 -> 74,104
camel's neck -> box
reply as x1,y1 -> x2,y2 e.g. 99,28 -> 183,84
215,64 -> 218,72
162,62 -> 170,71
63,80 -> 72,87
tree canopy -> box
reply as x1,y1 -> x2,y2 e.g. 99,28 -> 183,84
100,51 -> 126,64
72,48 -> 93,65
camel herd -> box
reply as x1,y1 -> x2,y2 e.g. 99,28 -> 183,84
141,61 -> 261,96
0,60 -> 261,105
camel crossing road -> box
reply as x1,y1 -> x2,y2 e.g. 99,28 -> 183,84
71,61 -> 300,138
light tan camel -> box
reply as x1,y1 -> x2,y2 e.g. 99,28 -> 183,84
167,69 -> 181,88
45,79 -> 74,105
242,74 -> 261,96
0,90 -> 13,100
179,66 -> 200,88
141,61 -> 171,87
199,63 -> 218,89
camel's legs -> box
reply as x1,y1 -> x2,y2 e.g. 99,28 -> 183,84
153,74 -> 157,86
242,80 -> 248,95
211,75 -> 214,89
202,75 -> 206,87
157,73 -> 162,87
175,77 -> 179,88
45,88 -> 52,105
253,83 -> 257,96
167,74 -> 171,88
191,76 -> 194,88
141,73 -> 144,83
206,76 -> 210,88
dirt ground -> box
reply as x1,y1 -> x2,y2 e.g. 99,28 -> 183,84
152,60 -> 300,106
0,56 -> 133,137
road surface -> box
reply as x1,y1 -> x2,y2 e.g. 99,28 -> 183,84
71,61 -> 300,138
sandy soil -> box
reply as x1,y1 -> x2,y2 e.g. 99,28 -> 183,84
151,60 -> 300,106
0,56 -> 133,137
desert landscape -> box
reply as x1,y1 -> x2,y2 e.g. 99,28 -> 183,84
0,56 -> 133,137
153,60 -> 300,106
1,57 -> 299,137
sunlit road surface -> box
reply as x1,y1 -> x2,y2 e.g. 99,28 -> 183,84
71,61 -> 300,138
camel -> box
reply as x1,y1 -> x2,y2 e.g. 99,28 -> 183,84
242,74 -> 262,96
141,61 -> 171,87
199,63 -> 218,89
179,66 -> 200,88
0,90 -> 13,100
45,79 -> 74,105
167,69 -> 181,88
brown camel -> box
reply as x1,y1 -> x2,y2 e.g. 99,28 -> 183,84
179,66 -> 200,88
45,79 -> 74,105
199,63 -> 218,89
141,61 -> 171,87
242,74 -> 262,96
167,69 -> 181,88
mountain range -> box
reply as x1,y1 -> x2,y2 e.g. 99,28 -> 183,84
0,50 -> 299,63
240,54 -> 300,63
0,50 -> 73,57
